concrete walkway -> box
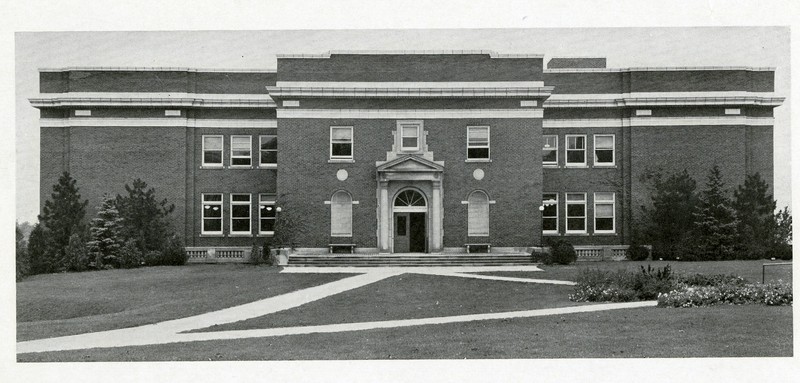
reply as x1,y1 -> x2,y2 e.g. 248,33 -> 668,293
18,266 -> 642,355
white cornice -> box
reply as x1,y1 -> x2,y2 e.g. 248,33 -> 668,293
267,86 -> 553,99
30,92 -> 276,108
275,81 -> 546,88
39,67 -> 276,73
544,66 -> 776,73
40,118 -> 277,128
543,117 -> 775,128
276,50 -> 544,59
544,92 -> 784,108
277,109 -> 544,119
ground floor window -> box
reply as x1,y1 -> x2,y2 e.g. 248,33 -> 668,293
202,194 -> 223,234
230,194 -> 252,234
594,192 -> 615,233
542,193 -> 558,233
259,194 -> 276,235
566,193 -> 587,233
331,190 -> 353,236
467,190 -> 490,236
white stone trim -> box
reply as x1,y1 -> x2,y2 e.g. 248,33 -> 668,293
267,86 -> 552,98
277,109 -> 544,119
164,109 -> 181,116
275,81 -> 546,88
543,117 -> 775,128
39,67 -> 276,73
544,66 -> 776,73
520,100 -> 538,107
40,118 -> 278,128
283,100 -> 300,107
74,109 -> 91,116
276,50 -> 544,58
545,92 -> 784,107
635,109 -> 652,116
30,92 -> 276,108
544,119 -> 625,128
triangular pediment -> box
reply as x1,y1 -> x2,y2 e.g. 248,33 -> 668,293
377,155 -> 444,173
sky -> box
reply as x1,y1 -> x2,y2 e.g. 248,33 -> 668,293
15,27 -> 791,223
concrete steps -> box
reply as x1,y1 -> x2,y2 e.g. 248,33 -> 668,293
287,253 -> 534,267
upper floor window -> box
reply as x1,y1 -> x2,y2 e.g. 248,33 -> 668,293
467,190 -> 490,236
231,136 -> 252,167
594,134 -> 615,166
542,193 -> 558,234
467,126 -> 490,160
201,193 -> 223,235
543,135 -> 558,165
330,126 -> 353,160
331,190 -> 353,237
202,135 -> 223,167
230,194 -> 252,235
259,194 -> 276,235
565,135 -> 586,167
565,193 -> 587,233
259,135 -> 277,167
594,192 -> 615,233
400,123 -> 420,151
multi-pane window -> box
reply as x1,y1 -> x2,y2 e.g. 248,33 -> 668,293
400,123 -> 420,151
201,194 -> 223,234
542,193 -> 558,234
259,194 -> 276,235
467,190 -> 490,236
259,135 -> 277,167
565,135 -> 586,166
331,191 -> 353,237
230,194 -> 251,234
231,136 -> 252,166
467,126 -> 490,160
594,135 -> 615,166
565,193 -> 587,233
330,126 -> 353,159
594,192 -> 615,233
543,135 -> 558,165
202,135 -> 223,167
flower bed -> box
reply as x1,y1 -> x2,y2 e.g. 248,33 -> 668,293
658,280 -> 792,307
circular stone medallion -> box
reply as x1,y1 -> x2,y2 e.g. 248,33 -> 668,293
473,168 -> 485,180
336,169 -> 349,181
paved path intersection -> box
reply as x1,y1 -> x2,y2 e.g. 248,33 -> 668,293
17,266 -> 657,354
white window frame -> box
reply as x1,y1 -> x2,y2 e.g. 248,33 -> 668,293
259,134 -> 277,168
230,135 -> 252,167
565,193 -> 587,234
201,193 -> 223,235
467,126 -> 491,161
330,126 -> 354,160
229,194 -> 252,235
467,190 -> 490,237
594,192 -> 616,234
543,135 -> 558,166
565,135 -> 587,167
399,123 -> 420,151
202,135 -> 224,168
258,194 -> 276,235
542,193 -> 559,234
593,134 -> 615,167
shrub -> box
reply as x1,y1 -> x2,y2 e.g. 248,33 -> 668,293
64,232 -> 90,272
143,250 -> 162,266
530,247 -> 552,265
16,225 -> 30,281
657,280 -> 792,307
263,242 -> 275,266
250,242 -> 265,265
548,239 -> 577,265
627,244 -> 650,261
570,265 -> 678,302
27,224 -> 48,275
768,243 -> 792,260
679,273 -> 747,286
118,240 -> 144,269
160,236 -> 187,266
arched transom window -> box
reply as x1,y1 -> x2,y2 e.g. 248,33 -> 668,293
394,190 -> 426,207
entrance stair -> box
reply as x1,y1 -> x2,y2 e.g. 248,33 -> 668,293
287,253 -> 534,267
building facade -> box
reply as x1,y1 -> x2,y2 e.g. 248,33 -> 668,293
31,51 -> 783,260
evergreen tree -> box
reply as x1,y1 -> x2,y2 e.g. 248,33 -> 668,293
27,223 -> 48,275
38,172 -> 88,272
693,166 -> 739,260
774,207 -> 792,245
64,231 -> 90,272
115,179 -> 175,253
732,173 -> 777,259
16,225 -> 29,281
639,169 -> 699,260
87,195 -> 125,269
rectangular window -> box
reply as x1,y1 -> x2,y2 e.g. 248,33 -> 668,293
202,135 -> 223,167
594,134 -> 615,166
565,193 -> 587,233
400,124 -> 419,151
542,193 -> 558,234
330,126 -> 353,160
565,135 -> 586,166
543,135 -> 558,165
230,194 -> 251,235
231,136 -> 252,166
259,194 -> 276,235
467,126 -> 490,160
259,135 -> 277,167
201,194 -> 223,235
594,192 -> 615,233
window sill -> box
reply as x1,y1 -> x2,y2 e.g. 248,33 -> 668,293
542,232 -> 561,236
228,165 -> 254,169
543,164 -> 558,168
593,164 -> 617,168
564,165 -> 589,169
200,234 -> 224,237
257,232 -> 275,237
593,232 -> 618,236
258,164 -> 278,169
328,159 -> 355,163
200,165 -> 224,169
228,233 -> 254,237
465,159 -> 492,163
565,232 -> 589,236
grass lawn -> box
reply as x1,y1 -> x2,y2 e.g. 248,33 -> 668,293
18,304 -> 792,361
478,260 -> 793,283
16,265 -> 353,341
189,273 -> 584,333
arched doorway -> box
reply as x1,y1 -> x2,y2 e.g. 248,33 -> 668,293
393,189 -> 427,253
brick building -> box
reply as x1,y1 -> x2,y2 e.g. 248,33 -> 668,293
30,51 -> 784,261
